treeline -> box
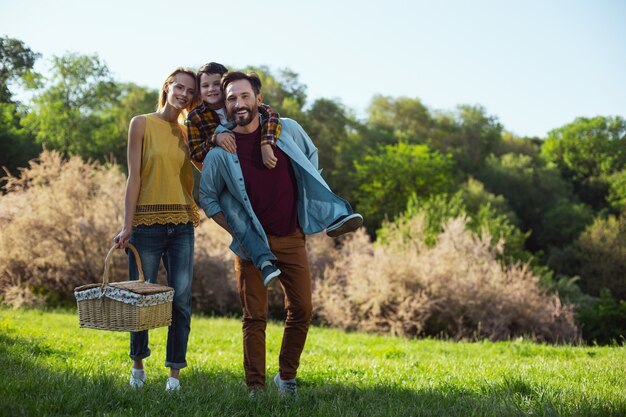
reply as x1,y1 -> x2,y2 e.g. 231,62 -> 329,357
1,36 -> 625,344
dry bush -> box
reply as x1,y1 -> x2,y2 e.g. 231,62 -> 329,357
314,215 -> 580,343
0,150 -> 126,306
191,218 -> 239,315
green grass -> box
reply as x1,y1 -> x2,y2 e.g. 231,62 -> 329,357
0,308 -> 624,417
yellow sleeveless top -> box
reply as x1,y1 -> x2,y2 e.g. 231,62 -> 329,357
133,113 -> 199,227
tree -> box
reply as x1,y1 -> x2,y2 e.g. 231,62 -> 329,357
0,36 -> 41,103
352,142 -> 457,232
607,169 -> 626,213
573,214 -> 626,300
367,95 -> 432,144
428,105 -> 503,176
105,82 -> 158,168
495,131 -> 542,159
303,98 -> 363,192
478,153 -> 593,253
378,185 -> 530,264
0,37 -> 41,176
21,53 -> 121,161
541,116 -> 626,209
0,102 -> 40,177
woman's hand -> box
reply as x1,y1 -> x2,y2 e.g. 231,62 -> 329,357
113,228 -> 132,248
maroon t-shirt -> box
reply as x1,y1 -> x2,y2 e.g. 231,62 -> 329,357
235,126 -> 298,236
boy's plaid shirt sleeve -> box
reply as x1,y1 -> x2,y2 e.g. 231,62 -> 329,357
187,106 -> 221,163
258,103 -> 282,146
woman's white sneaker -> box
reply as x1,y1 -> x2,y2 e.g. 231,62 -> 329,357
129,368 -> 146,388
165,377 -> 181,392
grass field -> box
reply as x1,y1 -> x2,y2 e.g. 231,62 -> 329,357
0,308 -> 624,417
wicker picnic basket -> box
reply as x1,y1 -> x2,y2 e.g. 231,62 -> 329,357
74,243 -> 174,332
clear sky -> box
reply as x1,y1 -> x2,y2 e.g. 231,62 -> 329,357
1,0 -> 625,138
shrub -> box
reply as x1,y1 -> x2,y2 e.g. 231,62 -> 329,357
575,214 -> 626,300
576,289 -> 626,344
314,216 -> 579,343
381,187 -> 531,264
191,218 -> 239,315
0,150 -> 126,306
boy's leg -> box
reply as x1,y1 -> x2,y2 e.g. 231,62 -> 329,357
235,255 -> 269,389
222,195 -> 277,270
326,212 -> 364,237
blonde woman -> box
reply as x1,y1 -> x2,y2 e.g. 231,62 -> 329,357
114,68 -> 199,392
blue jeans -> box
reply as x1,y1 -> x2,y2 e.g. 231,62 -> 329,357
221,195 -> 276,270
127,222 -> 194,369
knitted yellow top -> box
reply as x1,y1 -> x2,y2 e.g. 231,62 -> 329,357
133,113 -> 199,227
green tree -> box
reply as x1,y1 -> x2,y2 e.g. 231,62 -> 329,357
541,116 -> 626,209
303,98 -> 365,194
367,95 -> 432,144
575,214 -> 626,300
105,83 -> 158,168
0,37 -> 41,176
380,188 -> 530,264
495,131 -> 542,159
478,153 -> 593,253
21,53 -> 121,161
606,169 -> 626,214
352,142 -> 457,232
0,36 -> 41,103
0,102 -> 40,177
428,105 -> 503,175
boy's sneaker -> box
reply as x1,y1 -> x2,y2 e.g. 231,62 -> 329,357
129,368 -> 146,388
262,264 -> 281,287
165,377 -> 180,392
273,373 -> 297,396
326,213 -> 363,238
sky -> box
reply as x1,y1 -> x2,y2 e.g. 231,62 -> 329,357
1,0 -> 625,138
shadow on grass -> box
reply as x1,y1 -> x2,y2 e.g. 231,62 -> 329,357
0,332 -> 623,417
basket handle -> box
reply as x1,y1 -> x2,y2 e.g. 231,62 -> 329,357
102,243 -> 145,286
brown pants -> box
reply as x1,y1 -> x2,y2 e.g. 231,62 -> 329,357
234,229 -> 312,389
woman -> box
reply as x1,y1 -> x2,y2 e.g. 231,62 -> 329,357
114,67 -> 199,392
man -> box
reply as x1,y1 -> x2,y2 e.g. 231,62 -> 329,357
199,72 -> 359,394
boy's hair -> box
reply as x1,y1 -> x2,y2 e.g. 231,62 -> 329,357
197,62 -> 228,78
221,72 -> 262,95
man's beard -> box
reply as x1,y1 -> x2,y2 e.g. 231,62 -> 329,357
230,105 -> 258,127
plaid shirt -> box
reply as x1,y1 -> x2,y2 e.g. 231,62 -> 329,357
186,102 -> 282,163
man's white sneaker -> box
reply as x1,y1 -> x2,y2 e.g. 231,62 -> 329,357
129,368 -> 146,388
273,373 -> 297,396
165,377 -> 181,392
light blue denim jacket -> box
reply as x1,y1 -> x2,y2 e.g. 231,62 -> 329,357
198,117 -> 353,261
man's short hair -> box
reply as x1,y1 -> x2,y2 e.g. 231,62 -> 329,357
221,72 -> 262,95
197,62 -> 228,78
